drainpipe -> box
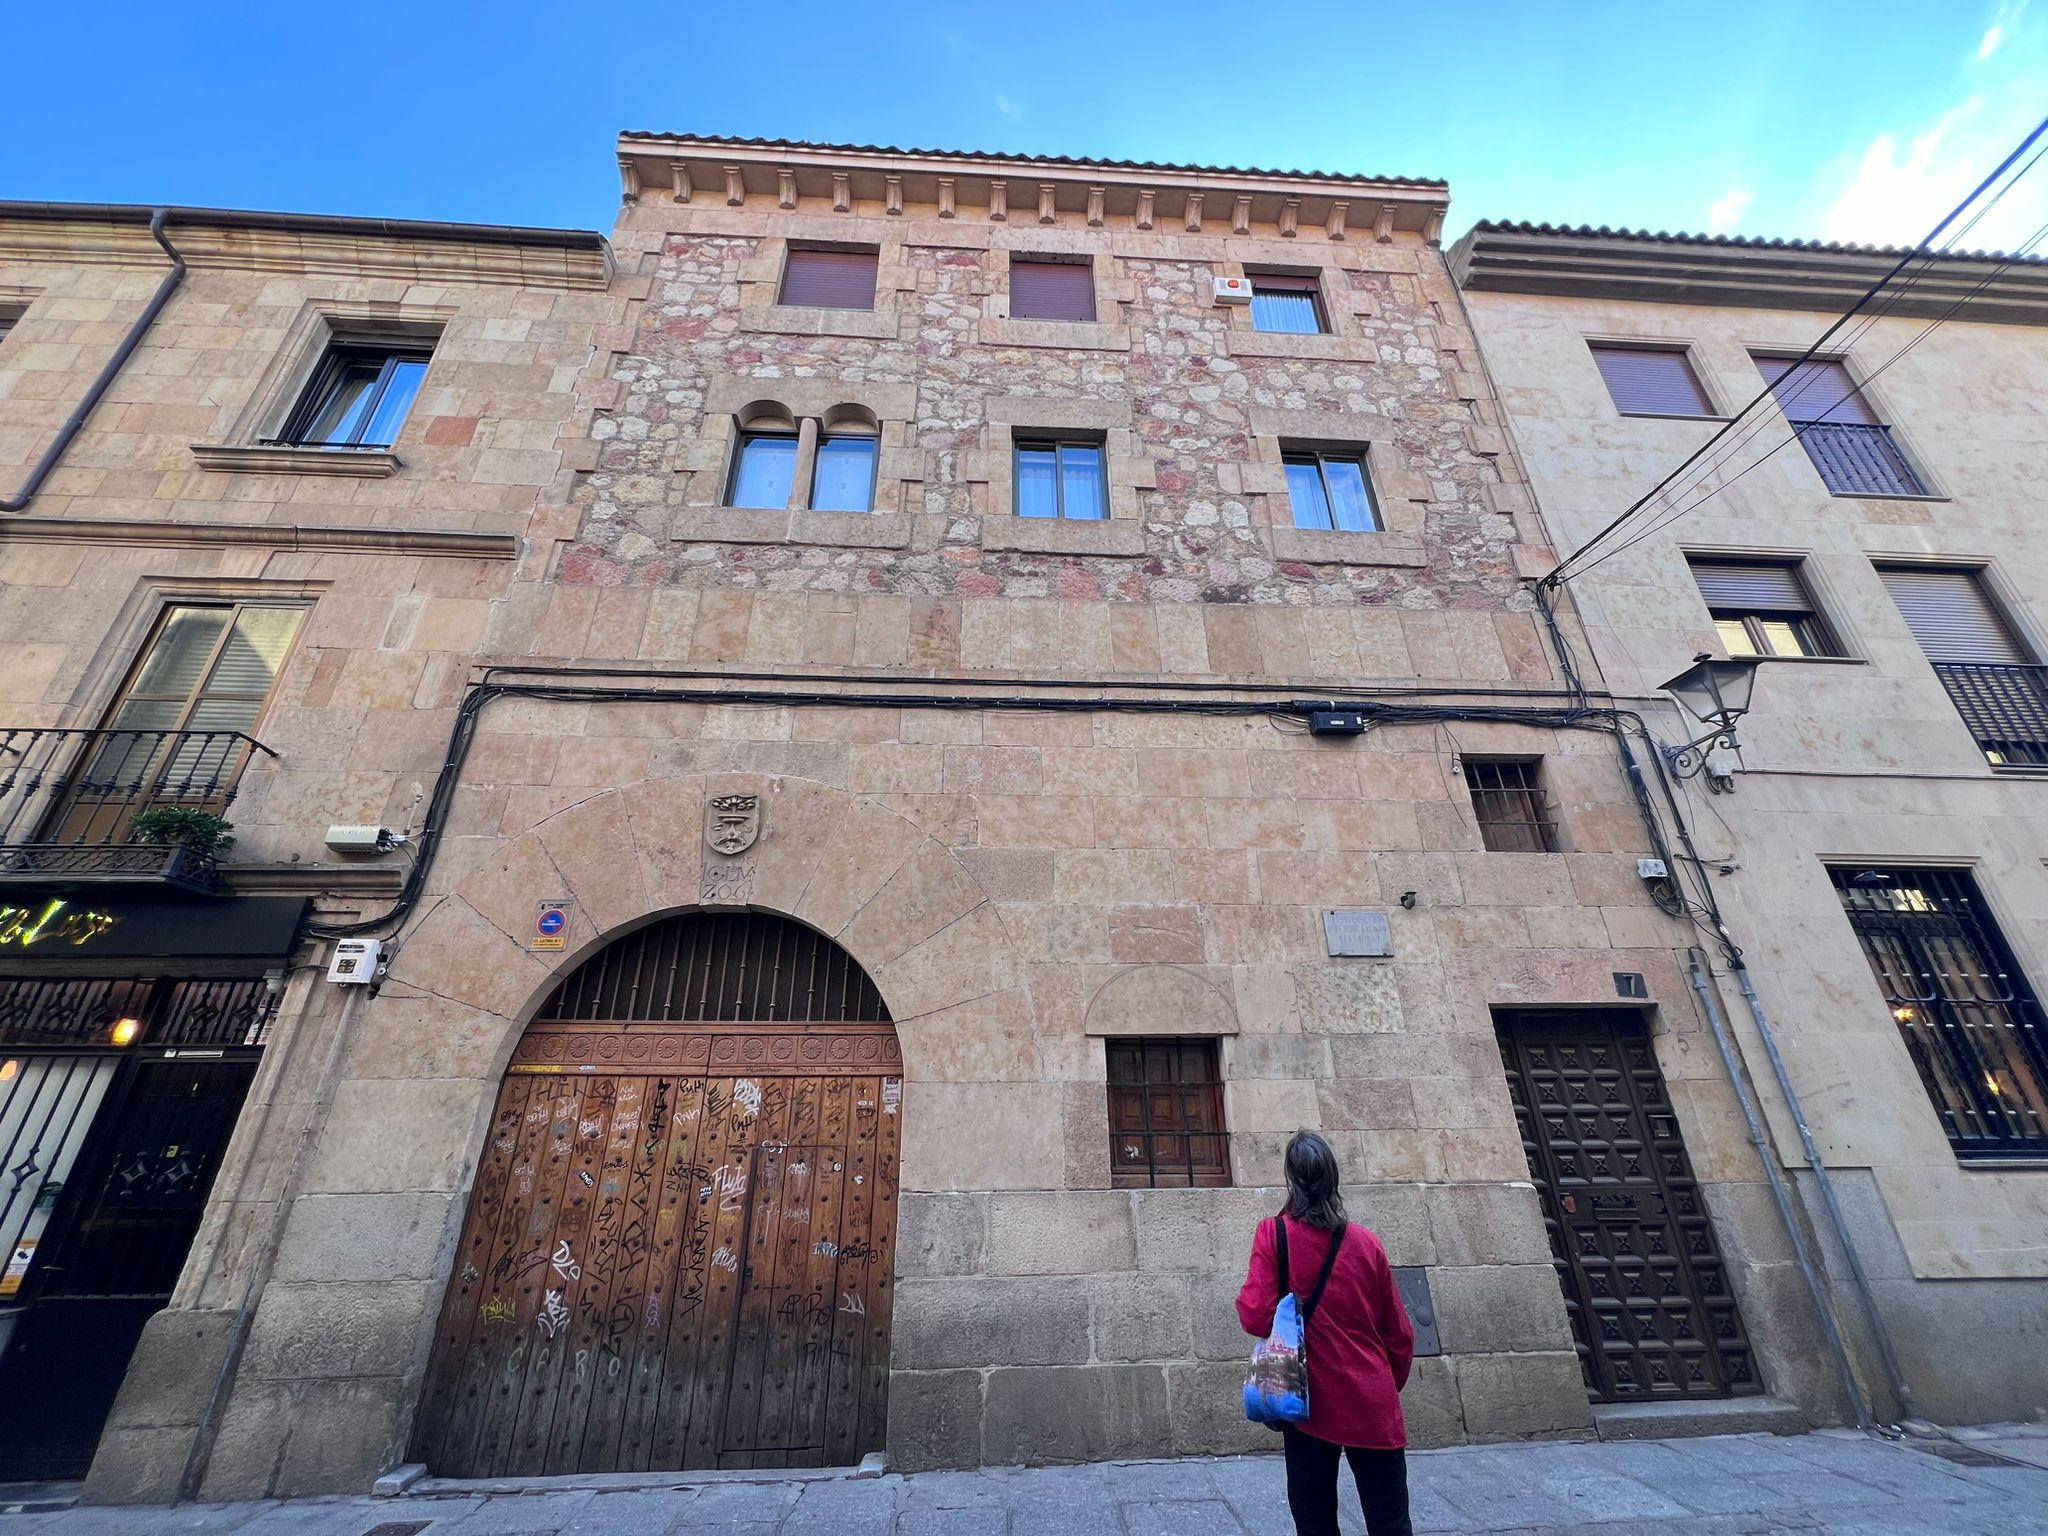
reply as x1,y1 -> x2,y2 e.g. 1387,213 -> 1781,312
177,981 -> 367,1502
1684,950 -> 1873,1429
1725,959 -> 1924,1424
1,208 -> 186,513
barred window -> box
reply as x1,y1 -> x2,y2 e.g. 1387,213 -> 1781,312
1833,866 -> 2048,1159
1107,1038 -> 1230,1188
1465,759 -> 1560,853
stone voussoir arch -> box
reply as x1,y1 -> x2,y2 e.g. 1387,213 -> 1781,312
385,771 -> 1048,1182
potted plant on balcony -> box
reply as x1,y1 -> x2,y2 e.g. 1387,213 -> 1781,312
129,806 -> 237,853
128,807 -> 236,889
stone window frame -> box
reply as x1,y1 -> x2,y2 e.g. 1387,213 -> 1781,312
1220,252 -> 1374,361
964,394 -> 1151,556
1239,407 -> 1430,567
978,242 -> 1134,353
191,300 -> 454,479
62,576 -> 328,732
735,228 -> 911,341
669,376 -> 921,551
0,288 -> 33,348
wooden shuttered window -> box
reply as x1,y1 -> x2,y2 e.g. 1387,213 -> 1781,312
1590,344 -> 1713,416
778,247 -> 878,310
1010,257 -> 1095,322
1878,567 -> 2030,664
1755,356 -> 1879,424
1107,1038 -> 1230,1188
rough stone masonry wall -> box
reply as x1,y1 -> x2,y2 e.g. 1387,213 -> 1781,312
504,201 -> 1560,675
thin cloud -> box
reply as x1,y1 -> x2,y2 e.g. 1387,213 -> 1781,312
1707,187 -> 1755,233
993,93 -> 1022,122
1817,88 -> 2048,253
1978,0 -> 2030,58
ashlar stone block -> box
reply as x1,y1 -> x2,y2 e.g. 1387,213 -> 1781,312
1089,1272 -> 1193,1361
987,1190 -> 1136,1276
892,1276 -> 1091,1370
982,1363 -> 1171,1464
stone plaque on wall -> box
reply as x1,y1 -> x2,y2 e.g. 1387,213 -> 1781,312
1322,909 -> 1393,958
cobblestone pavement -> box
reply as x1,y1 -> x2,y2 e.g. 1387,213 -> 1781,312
3,1426 -> 2045,1536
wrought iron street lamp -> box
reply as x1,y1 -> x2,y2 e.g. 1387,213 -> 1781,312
1657,651 -> 1763,788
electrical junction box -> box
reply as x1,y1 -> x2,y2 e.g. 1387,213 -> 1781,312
1309,710 -> 1367,737
1213,274 -> 1253,305
1637,858 -> 1670,881
327,938 -> 383,985
325,824 -> 391,853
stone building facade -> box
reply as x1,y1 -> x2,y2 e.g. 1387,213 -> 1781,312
0,202 -> 615,1495
1454,222 -> 2048,1425
1,151 -> 1857,1502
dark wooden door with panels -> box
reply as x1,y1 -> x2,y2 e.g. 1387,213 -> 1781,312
413,911 -> 904,1476
1495,1009 -> 1758,1401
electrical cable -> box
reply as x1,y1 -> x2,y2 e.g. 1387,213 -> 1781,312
1556,141 -> 2048,584
1541,111 -> 2048,589
1573,207 -> 2048,579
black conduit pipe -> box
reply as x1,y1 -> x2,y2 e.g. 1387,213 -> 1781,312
1,208 -> 185,512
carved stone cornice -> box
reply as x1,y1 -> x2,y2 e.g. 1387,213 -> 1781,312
0,203 -> 610,289
615,134 -> 1449,242
0,515 -> 521,559
1451,221 -> 2048,325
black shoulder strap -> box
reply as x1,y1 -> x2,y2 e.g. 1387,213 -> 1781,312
1272,1215 -> 1291,1297
1299,1222 -> 1348,1326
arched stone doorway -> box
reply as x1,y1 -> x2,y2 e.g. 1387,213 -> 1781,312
410,909 -> 903,1476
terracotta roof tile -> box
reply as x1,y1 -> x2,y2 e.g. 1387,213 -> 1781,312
619,132 -> 1447,189
1467,218 -> 2046,266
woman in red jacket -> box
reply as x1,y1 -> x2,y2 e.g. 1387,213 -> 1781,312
1237,1130 -> 1415,1536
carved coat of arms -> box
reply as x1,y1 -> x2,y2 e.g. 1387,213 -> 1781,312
705,794 -> 761,856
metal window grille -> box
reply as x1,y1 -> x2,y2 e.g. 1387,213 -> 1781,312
536,910 -> 890,1023
1929,663 -> 2048,767
0,976 -> 280,1050
1833,866 -> 2048,1158
1107,1038 -> 1230,1188
1464,759 -> 1560,853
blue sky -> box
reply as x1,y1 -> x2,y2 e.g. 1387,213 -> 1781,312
5,2 -> 2044,249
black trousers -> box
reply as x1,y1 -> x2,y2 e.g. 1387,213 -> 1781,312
1280,1425 -> 1413,1536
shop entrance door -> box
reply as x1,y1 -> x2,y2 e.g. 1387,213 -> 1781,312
0,1053 -> 258,1478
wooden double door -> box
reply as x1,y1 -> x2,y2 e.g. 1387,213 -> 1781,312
413,1023 -> 903,1476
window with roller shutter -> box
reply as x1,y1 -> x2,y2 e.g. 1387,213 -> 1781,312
1755,355 -> 1927,495
1009,257 -> 1095,323
778,246 -> 878,310
1589,343 -> 1715,417
1877,565 -> 2048,766
1687,558 -> 1841,658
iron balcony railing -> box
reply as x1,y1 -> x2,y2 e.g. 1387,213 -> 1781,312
0,727 -> 275,892
1930,663 -> 2048,768
1793,420 -> 1927,497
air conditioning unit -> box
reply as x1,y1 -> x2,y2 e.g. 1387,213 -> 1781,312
1213,275 -> 1253,305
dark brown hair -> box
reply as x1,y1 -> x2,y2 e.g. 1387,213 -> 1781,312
1283,1129 -> 1348,1230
